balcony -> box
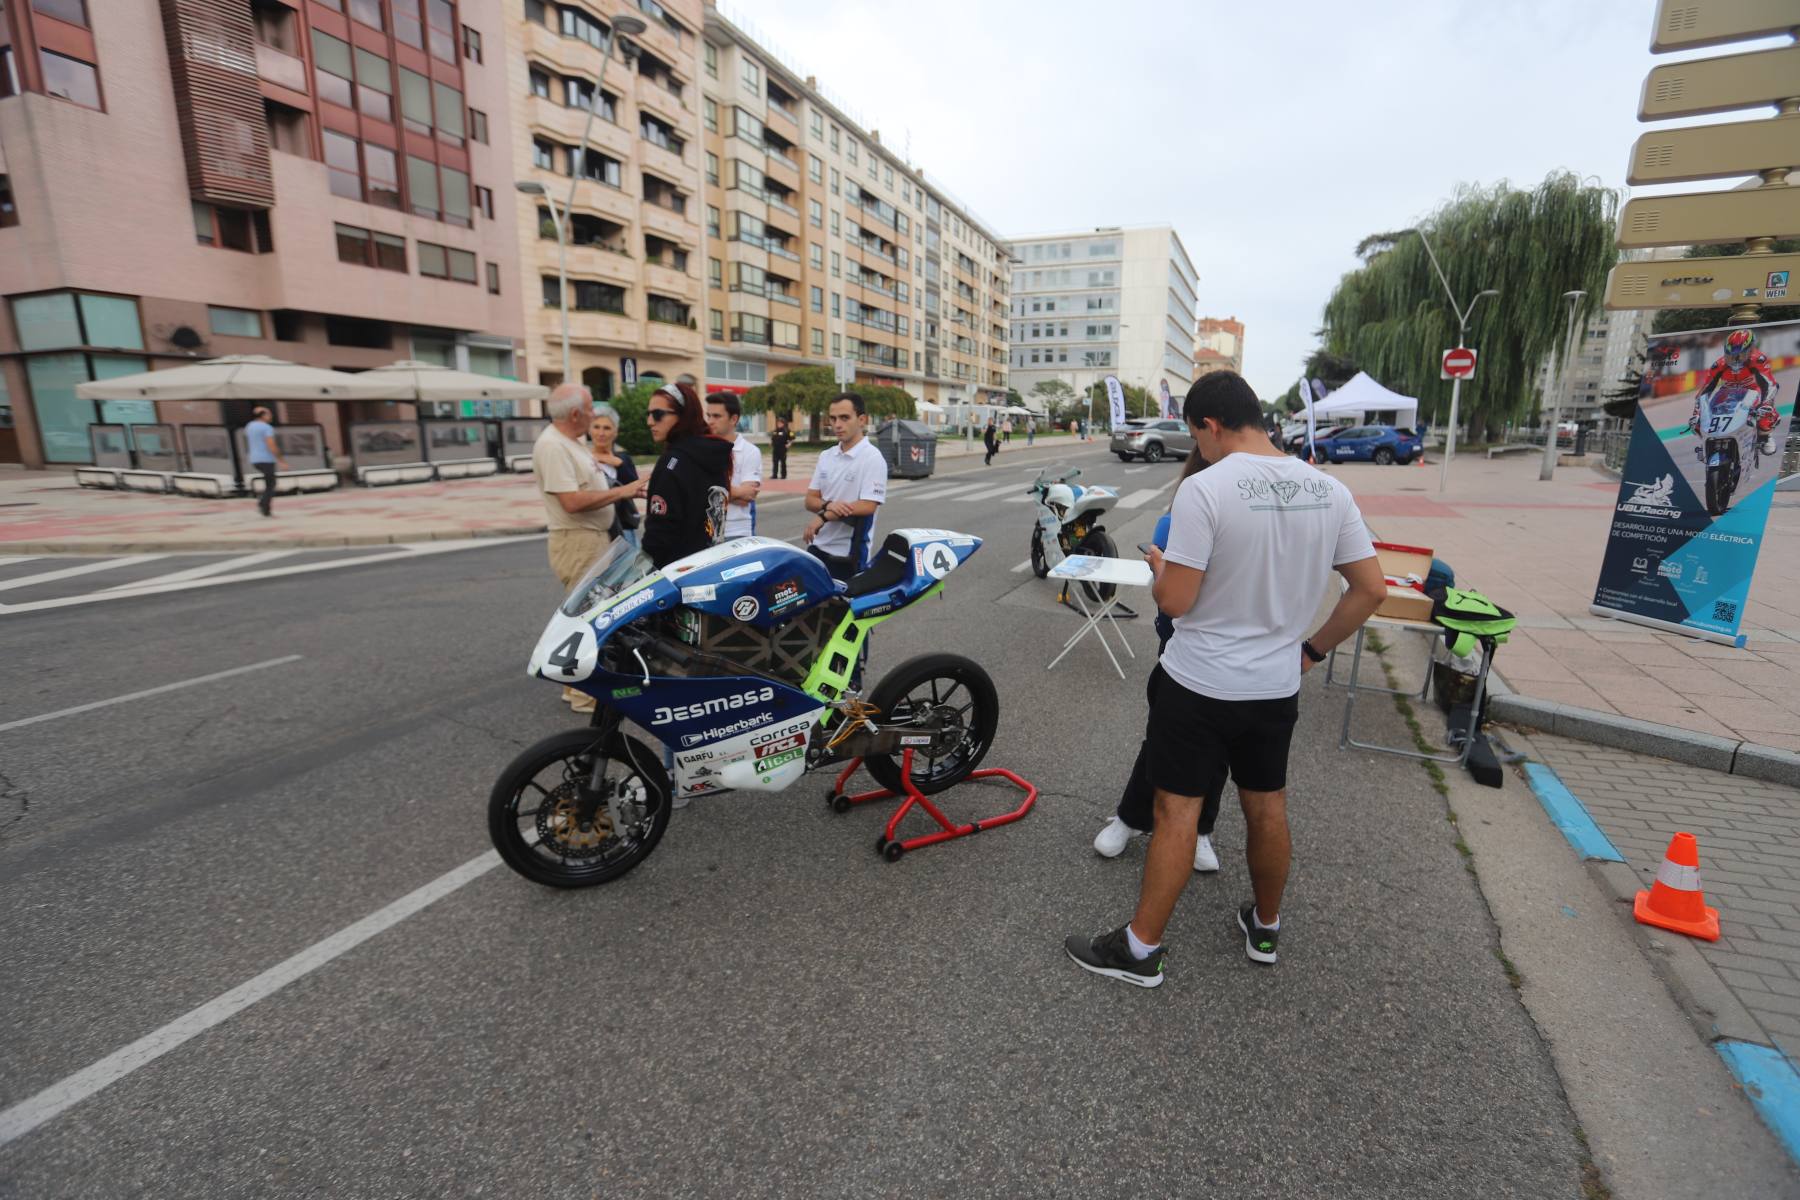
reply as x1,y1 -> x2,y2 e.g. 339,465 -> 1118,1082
560,177 -> 636,226
556,245 -> 637,289
763,204 -> 800,238
644,319 -> 699,355
551,307 -> 638,350
764,97 -> 799,140
645,262 -> 696,299
634,71 -> 690,128
767,288 -> 801,308
530,99 -> 633,162
762,151 -> 799,192
639,139 -> 688,183
766,241 -> 800,263
255,43 -> 307,94
766,193 -> 799,217
639,203 -> 696,244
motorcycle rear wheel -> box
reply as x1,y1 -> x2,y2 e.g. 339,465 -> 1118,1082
488,727 -> 672,888
1076,529 -> 1118,604
864,653 -> 1000,796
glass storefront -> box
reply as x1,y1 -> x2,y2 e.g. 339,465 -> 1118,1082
9,291 -> 148,463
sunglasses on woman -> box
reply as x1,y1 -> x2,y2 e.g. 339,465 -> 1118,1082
646,408 -> 678,421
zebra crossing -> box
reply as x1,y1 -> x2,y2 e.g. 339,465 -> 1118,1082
892,475 -> 1175,511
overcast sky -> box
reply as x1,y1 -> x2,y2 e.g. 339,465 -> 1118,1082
733,0 -> 1749,399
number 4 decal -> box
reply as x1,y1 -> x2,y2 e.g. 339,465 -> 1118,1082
546,630 -> 590,677
920,542 -> 957,580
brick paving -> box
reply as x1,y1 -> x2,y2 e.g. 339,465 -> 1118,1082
1325,454 -> 1800,751
1518,729 -> 1800,1061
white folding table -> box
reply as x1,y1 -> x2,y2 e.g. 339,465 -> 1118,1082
1045,555 -> 1155,680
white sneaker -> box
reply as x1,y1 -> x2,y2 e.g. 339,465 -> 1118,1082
1193,834 -> 1220,874
1093,816 -> 1138,858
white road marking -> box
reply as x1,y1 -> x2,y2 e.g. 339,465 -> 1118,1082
1003,493 -> 1035,503
1115,488 -> 1169,510
898,481 -> 995,503
0,554 -> 165,593
0,851 -> 502,1149
1011,559 -> 1033,573
0,556 -> 44,568
951,482 -> 1030,504
0,656 -> 304,733
0,538 -> 540,615
1124,466 -> 1150,475
103,550 -> 297,590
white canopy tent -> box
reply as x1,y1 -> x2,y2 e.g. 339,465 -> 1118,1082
74,355 -> 410,402
362,360 -> 547,403
1310,372 -> 1419,429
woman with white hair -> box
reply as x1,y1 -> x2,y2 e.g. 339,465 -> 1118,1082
587,401 -> 640,547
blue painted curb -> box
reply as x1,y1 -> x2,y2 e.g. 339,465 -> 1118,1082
1522,762 -> 1626,863
1718,1041 -> 1800,1164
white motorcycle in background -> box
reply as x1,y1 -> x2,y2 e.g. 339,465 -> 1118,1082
1028,466 -> 1124,605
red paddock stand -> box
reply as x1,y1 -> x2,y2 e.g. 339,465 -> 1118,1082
827,749 -> 1038,862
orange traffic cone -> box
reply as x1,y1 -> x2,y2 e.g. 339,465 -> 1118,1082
1633,832 -> 1720,941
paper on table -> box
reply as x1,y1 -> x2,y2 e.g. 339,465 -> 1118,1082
1047,555 -> 1154,587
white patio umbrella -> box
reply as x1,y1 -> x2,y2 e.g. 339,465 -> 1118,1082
75,355 -> 410,402
362,360 -> 548,403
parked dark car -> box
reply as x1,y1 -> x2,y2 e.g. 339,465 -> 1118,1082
1318,424 -> 1423,465
1284,425 -> 1353,457
1110,418 -> 1194,463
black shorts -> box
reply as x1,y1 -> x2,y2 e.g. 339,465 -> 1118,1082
1144,664 -> 1300,795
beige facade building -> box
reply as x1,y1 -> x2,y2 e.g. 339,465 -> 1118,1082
504,0 -> 704,395
697,7 -> 1010,416
0,0 -> 525,468
1194,315 -> 1243,379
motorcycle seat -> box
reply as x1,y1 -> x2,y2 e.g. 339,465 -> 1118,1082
843,534 -> 912,598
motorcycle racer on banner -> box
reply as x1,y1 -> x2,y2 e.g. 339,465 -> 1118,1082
1687,328 -> 1781,458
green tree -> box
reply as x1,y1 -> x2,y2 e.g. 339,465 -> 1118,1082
1650,239 -> 1800,335
741,366 -> 914,440
605,380 -> 661,458
1318,172 -> 1618,442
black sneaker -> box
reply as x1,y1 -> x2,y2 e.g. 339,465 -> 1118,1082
1238,904 -> 1279,965
1065,924 -> 1165,988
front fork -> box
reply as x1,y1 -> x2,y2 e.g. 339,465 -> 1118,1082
577,705 -> 624,825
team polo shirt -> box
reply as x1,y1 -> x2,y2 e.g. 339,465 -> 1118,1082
808,435 -> 888,566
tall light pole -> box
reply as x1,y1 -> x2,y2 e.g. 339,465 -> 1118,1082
1405,227 -> 1498,494
515,12 -> 645,386
1540,290 -> 1587,482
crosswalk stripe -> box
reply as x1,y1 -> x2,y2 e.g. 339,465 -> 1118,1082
1124,466 -> 1150,475
104,550 -> 297,590
1011,559 -> 1033,573
951,482 -> 1028,504
0,554 -> 166,593
900,481 -> 995,502
1115,488 -> 1168,510
0,556 -> 45,568
1003,493 -> 1035,503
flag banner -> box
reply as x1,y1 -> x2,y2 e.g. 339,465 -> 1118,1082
1303,378 -> 1319,460
1591,320 -> 1796,645
1160,378 -> 1179,419
1104,375 -> 1127,428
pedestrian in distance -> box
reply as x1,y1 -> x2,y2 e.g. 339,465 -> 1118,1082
534,384 -> 647,712
1026,421 -> 1036,446
1066,371 -> 1386,987
770,417 -> 793,480
642,381 -> 731,570
803,392 -> 887,583
705,391 -> 763,538
1003,418 -> 1013,444
587,402 -> 639,548
983,420 -> 999,466
244,406 -> 289,518
1094,446 -> 1227,869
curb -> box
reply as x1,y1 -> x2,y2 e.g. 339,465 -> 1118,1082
0,524 -> 548,556
1488,672 -> 1800,787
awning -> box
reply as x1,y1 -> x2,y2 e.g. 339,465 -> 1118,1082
914,399 -> 946,415
363,360 -> 548,402
75,355 -> 411,402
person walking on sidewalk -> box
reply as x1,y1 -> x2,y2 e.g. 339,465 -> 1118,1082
245,407 -> 289,518
1066,371 -> 1385,987
706,391 -> 763,538
535,385 -> 646,712
770,417 -> 792,480
983,420 -> 999,466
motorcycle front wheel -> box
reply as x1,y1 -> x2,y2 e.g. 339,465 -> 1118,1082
488,727 -> 672,888
863,653 -> 1000,797
1029,527 -> 1049,578
1704,438 -> 1738,516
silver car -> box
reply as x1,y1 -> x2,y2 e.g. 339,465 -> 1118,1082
1110,418 -> 1194,464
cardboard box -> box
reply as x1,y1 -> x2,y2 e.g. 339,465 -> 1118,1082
1374,541 -> 1435,623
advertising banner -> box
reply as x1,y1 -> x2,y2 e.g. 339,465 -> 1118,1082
1104,375 -> 1127,428
1302,378 -> 1319,461
1591,319 -> 1796,645
1160,378 -> 1178,419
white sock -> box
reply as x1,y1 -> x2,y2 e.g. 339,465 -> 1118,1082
1125,923 -> 1160,960
1253,908 -> 1279,931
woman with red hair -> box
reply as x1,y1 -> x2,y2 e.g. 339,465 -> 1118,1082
641,381 -> 732,568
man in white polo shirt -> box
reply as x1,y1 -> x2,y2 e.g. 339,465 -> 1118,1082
803,391 -> 887,582
705,390 -> 763,538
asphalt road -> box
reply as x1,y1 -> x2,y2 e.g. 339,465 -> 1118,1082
0,443 -> 1589,1198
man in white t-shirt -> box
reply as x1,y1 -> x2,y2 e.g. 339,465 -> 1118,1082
803,392 -> 887,581
1067,371 -> 1385,988
705,391 -> 763,538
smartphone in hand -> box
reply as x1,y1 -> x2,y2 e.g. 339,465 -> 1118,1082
1138,542 -> 1157,555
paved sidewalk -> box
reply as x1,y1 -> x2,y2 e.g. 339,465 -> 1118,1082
1325,454 -> 1800,754
1506,726 -> 1800,1070
0,433 -> 1089,554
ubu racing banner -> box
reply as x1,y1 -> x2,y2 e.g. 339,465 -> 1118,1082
1104,375 -> 1127,428
1592,319 -> 1797,646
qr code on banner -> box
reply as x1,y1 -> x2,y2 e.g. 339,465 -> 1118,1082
1713,600 -> 1737,624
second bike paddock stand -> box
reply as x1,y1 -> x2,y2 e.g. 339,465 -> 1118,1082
826,749 -> 1038,861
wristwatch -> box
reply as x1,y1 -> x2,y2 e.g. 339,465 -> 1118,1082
1302,640 -> 1326,664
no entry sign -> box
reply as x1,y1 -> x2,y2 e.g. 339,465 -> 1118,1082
1441,348 -> 1478,380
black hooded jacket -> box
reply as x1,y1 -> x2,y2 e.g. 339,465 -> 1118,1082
642,434 -> 733,568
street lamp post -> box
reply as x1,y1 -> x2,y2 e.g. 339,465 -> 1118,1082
1540,290 -> 1587,482
1407,227 -> 1498,494
514,12 -> 645,387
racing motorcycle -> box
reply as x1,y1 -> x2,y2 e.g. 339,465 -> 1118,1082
1027,465 -> 1121,602
488,531 -> 998,887
1690,383 -> 1772,516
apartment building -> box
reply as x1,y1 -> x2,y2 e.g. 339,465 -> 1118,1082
697,8 -> 1010,413
1007,225 -> 1197,412
1194,314 -> 1243,379
0,0 -> 524,468
504,0 -> 703,395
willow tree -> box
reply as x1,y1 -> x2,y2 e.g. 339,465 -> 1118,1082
1318,173 -> 1618,440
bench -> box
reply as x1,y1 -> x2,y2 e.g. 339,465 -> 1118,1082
247,469 -> 339,496
357,462 -> 436,487
117,470 -> 174,494
432,459 -> 499,480
74,467 -> 121,489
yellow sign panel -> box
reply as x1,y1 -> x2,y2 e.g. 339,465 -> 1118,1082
1617,186 -> 1800,248
1629,117 -> 1800,185
1639,44 -> 1800,120
1604,252 -> 1800,310
1650,0 -> 1800,53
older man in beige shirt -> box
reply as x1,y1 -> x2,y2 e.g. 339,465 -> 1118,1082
532,383 -> 645,711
